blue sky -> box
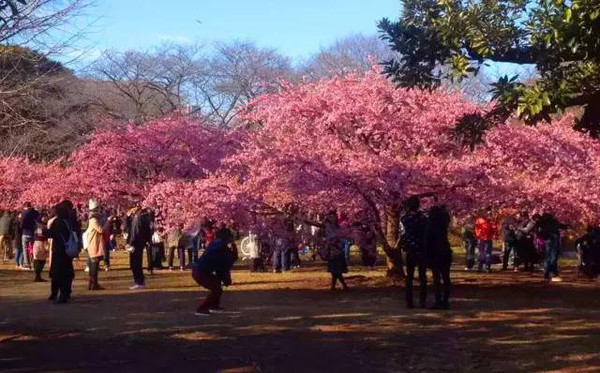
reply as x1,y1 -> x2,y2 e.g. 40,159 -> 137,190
81,0 -> 400,59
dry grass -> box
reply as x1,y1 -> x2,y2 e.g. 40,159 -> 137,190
1,252 -> 600,372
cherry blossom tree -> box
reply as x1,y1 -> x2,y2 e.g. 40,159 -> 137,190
21,115 -> 238,208
475,113 -> 600,224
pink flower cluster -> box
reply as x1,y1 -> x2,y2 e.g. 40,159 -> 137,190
1,72 -> 598,231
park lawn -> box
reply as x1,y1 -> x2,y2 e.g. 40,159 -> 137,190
1,252 -> 600,373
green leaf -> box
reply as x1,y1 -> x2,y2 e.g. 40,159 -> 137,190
564,8 -> 572,23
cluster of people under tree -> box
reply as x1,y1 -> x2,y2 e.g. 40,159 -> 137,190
3,192 -> 600,315
0,199 -> 239,312
461,207 -> 600,282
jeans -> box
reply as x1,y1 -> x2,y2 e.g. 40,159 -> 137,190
192,269 -> 223,311
15,246 -> 24,267
478,240 -> 493,270
130,245 -> 145,285
21,235 -> 34,267
405,251 -> 427,307
502,241 -> 515,269
272,248 -> 283,272
272,248 -> 290,272
343,240 -> 352,264
544,234 -> 560,279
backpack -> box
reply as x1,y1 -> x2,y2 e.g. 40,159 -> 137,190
62,220 -> 79,258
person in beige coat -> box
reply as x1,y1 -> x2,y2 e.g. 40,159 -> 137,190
85,200 -> 105,290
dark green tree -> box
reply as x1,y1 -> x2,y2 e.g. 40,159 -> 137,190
378,0 -> 600,140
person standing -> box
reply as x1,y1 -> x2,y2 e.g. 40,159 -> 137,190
150,229 -> 165,271
357,224 -> 377,270
461,224 -> 477,271
102,215 -> 118,271
0,210 -> 14,262
46,203 -> 75,303
32,219 -> 49,282
192,227 -> 238,316
21,202 -> 40,269
400,196 -> 428,309
13,213 -> 23,269
62,200 -> 82,300
126,207 -> 152,289
85,200 -> 105,290
167,225 -> 185,271
425,201 -> 453,310
475,208 -> 497,272
501,216 -> 518,271
538,213 -> 568,282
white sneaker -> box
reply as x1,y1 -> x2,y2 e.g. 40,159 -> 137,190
84,266 -> 90,273
551,277 -> 563,283
129,284 -> 146,290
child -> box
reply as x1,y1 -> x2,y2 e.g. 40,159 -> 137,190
32,221 -> 48,282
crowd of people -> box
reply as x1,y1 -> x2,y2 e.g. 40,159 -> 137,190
460,208 -> 595,283
1,194 -> 599,314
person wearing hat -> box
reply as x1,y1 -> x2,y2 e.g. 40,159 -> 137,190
84,199 -> 105,290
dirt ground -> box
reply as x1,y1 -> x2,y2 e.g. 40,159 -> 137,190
1,252 -> 600,373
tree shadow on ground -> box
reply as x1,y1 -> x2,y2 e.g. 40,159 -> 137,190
1,271 -> 600,373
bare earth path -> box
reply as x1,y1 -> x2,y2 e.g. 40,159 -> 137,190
1,253 -> 600,372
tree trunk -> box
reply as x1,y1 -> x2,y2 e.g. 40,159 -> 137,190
382,204 -> 405,279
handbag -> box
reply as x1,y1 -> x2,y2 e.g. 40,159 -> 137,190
61,220 -> 79,258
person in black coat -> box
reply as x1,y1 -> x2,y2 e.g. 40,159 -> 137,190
45,203 -> 75,304
425,202 -> 452,310
126,207 -> 152,289
400,196 -> 428,309
575,226 -> 600,277
192,227 -> 238,316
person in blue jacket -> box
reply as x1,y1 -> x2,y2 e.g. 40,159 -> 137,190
192,226 -> 238,316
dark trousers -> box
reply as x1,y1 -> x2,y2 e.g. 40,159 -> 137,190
50,275 -> 70,301
544,235 -> 560,279
251,257 -> 265,272
33,259 -> 46,280
104,240 -> 111,268
464,239 -> 476,269
168,246 -> 185,268
89,258 -> 100,288
432,253 -> 452,307
192,269 -> 223,311
272,248 -> 287,272
188,248 -> 198,266
502,242 -> 515,270
149,243 -> 164,270
130,245 -> 145,285
405,252 -> 427,307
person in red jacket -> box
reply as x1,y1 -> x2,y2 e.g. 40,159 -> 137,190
475,208 -> 498,272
